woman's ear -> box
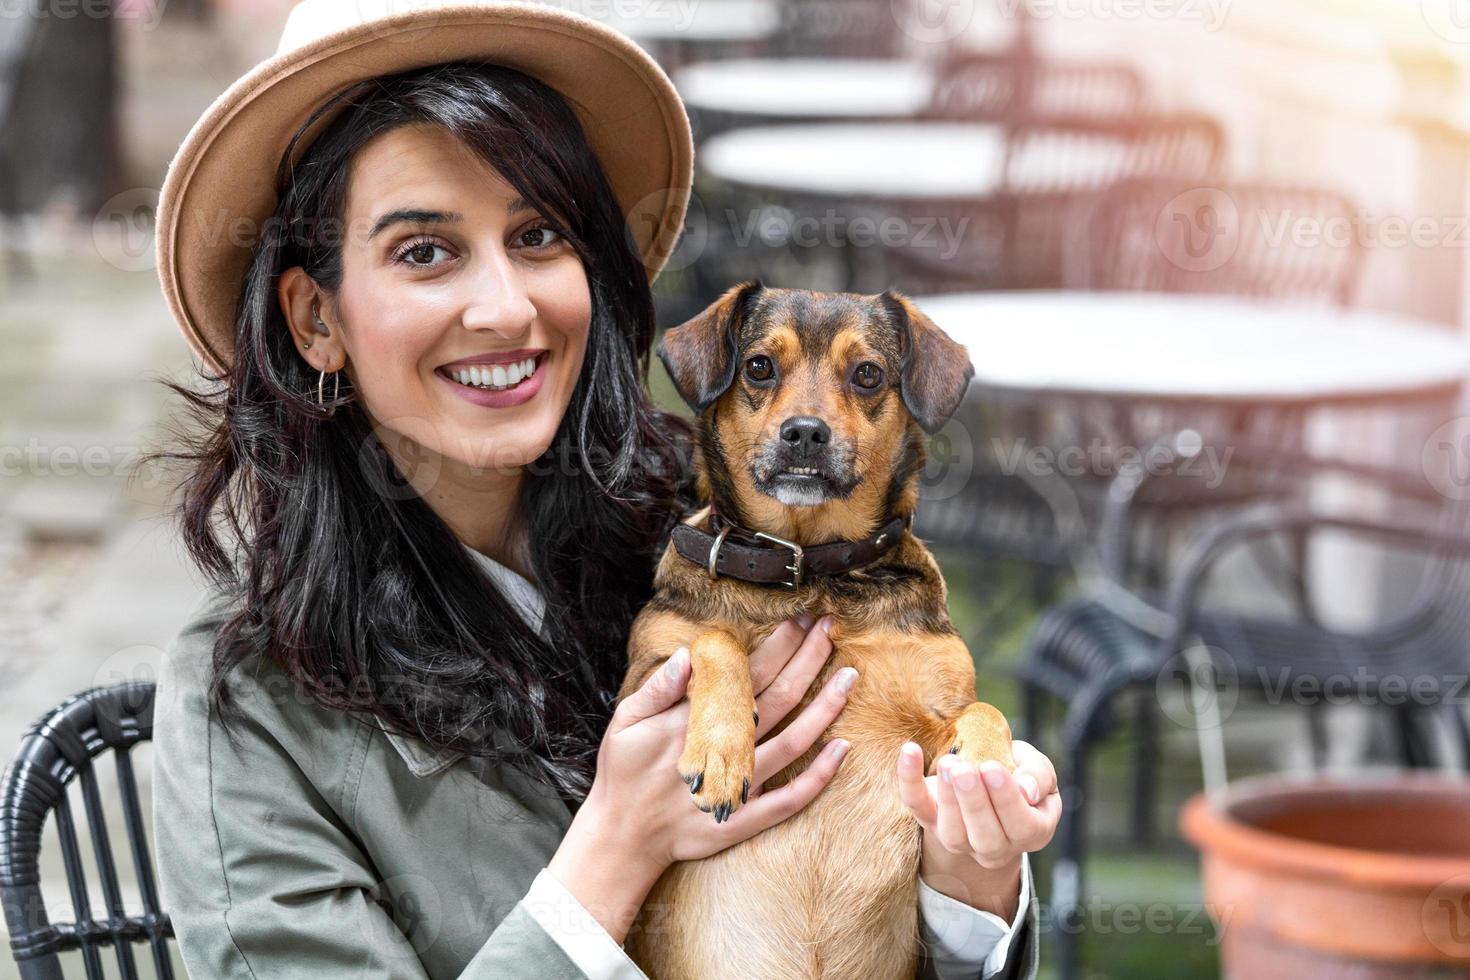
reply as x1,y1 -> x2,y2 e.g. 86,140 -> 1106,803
880,288 -> 974,435
657,280 -> 763,413
278,266 -> 346,371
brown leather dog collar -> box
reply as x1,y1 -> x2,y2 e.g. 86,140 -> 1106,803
670,511 -> 912,588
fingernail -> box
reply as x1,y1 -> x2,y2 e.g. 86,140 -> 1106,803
829,738 -> 850,760
795,613 -> 816,630
983,765 -> 1007,790
665,648 -> 687,678
954,764 -> 978,792
900,743 -> 920,769
1019,773 -> 1040,804
820,615 -> 834,634
834,666 -> 858,693
939,757 -> 953,784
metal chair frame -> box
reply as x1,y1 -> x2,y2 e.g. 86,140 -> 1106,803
1020,443 -> 1470,979
0,682 -> 174,979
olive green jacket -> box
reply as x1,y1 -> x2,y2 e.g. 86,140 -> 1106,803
152,585 -> 1039,979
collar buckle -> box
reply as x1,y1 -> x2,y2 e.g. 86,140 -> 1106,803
753,531 -> 805,588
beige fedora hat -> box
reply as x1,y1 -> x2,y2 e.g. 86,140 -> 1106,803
155,0 -> 694,374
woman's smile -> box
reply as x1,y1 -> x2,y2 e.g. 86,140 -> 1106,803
436,349 -> 549,408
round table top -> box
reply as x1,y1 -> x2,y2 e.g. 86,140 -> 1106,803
700,122 -> 1013,199
676,58 -> 935,119
600,1 -> 778,41
910,292 -> 1470,404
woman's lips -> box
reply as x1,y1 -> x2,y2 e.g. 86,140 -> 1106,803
436,351 -> 547,409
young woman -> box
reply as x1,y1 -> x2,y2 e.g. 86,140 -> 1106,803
149,3 -> 1056,977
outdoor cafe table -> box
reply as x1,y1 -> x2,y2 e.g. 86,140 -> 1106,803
909,290 -> 1470,600
911,291 -> 1470,407
676,58 -> 935,122
700,122 -> 1017,201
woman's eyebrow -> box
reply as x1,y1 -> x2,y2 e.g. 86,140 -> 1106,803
367,198 -> 538,240
367,207 -> 463,240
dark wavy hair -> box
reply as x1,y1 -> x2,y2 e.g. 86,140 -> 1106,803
150,61 -> 694,806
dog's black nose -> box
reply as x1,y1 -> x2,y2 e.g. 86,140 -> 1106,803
780,416 -> 830,456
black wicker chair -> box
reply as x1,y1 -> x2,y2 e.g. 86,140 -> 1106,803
0,682 -> 175,979
1019,447 -> 1470,980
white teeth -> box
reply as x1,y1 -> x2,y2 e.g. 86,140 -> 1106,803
785,467 -> 820,476
446,355 -> 539,391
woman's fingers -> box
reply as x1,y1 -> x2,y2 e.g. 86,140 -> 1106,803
753,617 -> 834,738
752,663 -> 856,784
1009,739 -> 1058,806
747,615 -> 817,695
953,760 -> 1017,865
607,646 -> 690,734
931,755 -> 972,854
981,761 -> 1056,848
721,736 -> 850,836
895,742 -> 937,827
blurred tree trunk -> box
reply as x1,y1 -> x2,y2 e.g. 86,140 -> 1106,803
0,0 -> 121,218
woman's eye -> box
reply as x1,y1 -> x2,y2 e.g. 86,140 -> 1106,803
745,355 -> 775,382
393,238 -> 452,267
518,224 -> 563,249
853,361 -> 884,389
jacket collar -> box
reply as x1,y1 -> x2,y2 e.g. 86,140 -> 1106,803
377,542 -> 544,778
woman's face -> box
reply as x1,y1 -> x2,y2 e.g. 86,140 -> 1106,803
285,122 -> 592,477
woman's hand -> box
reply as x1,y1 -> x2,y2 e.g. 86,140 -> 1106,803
896,738 -> 1061,920
549,615 -> 855,943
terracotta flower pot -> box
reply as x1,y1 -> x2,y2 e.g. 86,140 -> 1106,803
1180,772 -> 1470,978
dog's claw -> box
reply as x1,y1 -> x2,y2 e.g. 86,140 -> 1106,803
689,771 -> 704,794
741,777 -> 750,804
949,744 -> 960,754
753,709 -> 760,726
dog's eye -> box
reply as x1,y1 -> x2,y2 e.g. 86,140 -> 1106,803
852,361 -> 884,390
745,355 -> 776,383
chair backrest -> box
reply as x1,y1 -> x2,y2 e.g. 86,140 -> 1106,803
0,683 -> 174,980
1068,176 -> 1363,304
925,51 -> 1148,123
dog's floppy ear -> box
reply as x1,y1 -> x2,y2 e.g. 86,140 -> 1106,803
880,288 -> 974,435
657,280 -> 764,413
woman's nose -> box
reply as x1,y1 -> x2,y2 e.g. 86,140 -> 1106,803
459,251 -> 536,339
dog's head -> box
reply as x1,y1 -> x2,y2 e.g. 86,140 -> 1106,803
658,283 -> 973,540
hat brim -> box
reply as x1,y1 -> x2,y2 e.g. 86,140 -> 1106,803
156,3 -> 693,374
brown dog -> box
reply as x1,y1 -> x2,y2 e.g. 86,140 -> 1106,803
620,283 -> 1015,979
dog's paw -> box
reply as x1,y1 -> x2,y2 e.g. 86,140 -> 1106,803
947,701 -> 1016,771
678,705 -> 757,823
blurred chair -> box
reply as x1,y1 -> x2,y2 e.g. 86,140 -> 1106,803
883,113 -> 1227,296
1066,176 -> 1363,303
1059,176 -> 1368,589
1018,447 -> 1470,980
1,682 -> 176,979
922,51 -> 1147,123
770,0 -> 898,57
